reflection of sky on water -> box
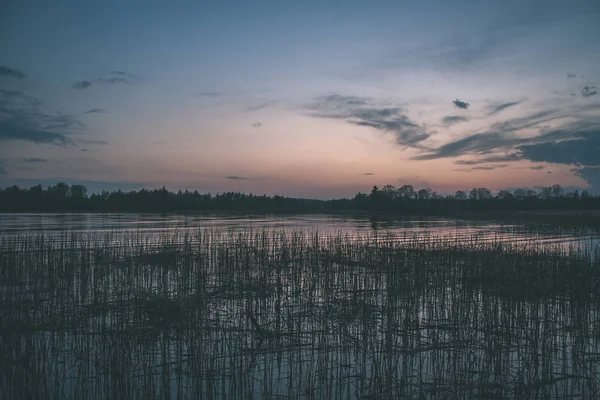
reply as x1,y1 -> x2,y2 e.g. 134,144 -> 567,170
1,213 -> 599,253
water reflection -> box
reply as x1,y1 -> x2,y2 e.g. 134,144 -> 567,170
1,213 -> 599,252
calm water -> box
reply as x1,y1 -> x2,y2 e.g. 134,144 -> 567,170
3,213 -> 600,399
1,212 -> 599,250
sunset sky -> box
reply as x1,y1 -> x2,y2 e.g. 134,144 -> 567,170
1,0 -> 599,198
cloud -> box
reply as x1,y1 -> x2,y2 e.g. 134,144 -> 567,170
582,85 -> 597,97
566,73 -> 576,78
84,108 -> 106,114
0,123 -> 70,145
0,89 -> 42,108
198,92 -> 224,97
72,71 -> 139,90
472,165 -> 507,170
0,66 -> 26,79
73,81 -> 92,90
226,176 -> 248,180
454,154 -> 522,165
415,105 -> 600,161
415,132 -> 515,160
517,132 -> 600,166
442,115 -> 468,125
0,159 -> 6,175
21,158 -> 47,163
529,165 -> 546,170
363,172 -> 374,175
487,101 -> 522,116
244,100 -> 279,114
456,164 -> 508,171
574,167 -> 600,194
252,122 -> 262,127
452,99 -> 470,109
109,70 -> 137,79
0,89 -> 88,146
99,70 -> 139,84
306,94 -> 430,147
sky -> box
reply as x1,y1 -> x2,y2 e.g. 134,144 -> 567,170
1,0 -> 599,199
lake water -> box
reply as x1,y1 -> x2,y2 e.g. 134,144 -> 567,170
3,213 -> 600,399
1,212 -> 599,251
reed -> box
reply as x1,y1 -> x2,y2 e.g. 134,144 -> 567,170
1,229 -> 599,399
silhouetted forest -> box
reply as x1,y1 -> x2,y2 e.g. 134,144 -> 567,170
0,183 -> 599,215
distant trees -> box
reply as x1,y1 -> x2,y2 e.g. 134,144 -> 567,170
0,182 -> 598,215
469,188 -> 493,200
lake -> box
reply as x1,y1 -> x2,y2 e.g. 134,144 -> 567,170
2,213 -> 600,399
2,212 -> 600,250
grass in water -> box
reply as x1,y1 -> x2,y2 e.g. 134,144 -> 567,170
1,229 -> 600,399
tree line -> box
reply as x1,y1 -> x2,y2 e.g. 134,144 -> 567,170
0,182 -> 598,215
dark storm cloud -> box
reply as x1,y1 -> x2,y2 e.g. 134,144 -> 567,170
442,115 -> 468,125
306,94 -> 430,147
73,81 -> 92,89
226,176 -> 248,180
0,66 -> 26,79
21,158 -> 47,163
487,101 -> 521,115
452,99 -> 470,109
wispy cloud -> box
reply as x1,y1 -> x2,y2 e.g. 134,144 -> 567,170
453,154 -> 522,165
487,101 -> 522,115
21,158 -> 47,163
455,164 -> 508,171
442,115 -> 468,125
84,108 -> 106,114
226,176 -> 248,180
0,124 -> 70,145
582,85 -> 597,98
73,81 -> 92,90
0,66 -> 26,79
452,99 -> 470,109
306,94 -> 430,147
198,92 -> 224,98
72,71 -> 139,90
0,87 -> 92,146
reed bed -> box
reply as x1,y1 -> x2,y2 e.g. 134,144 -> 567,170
1,229 -> 600,399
